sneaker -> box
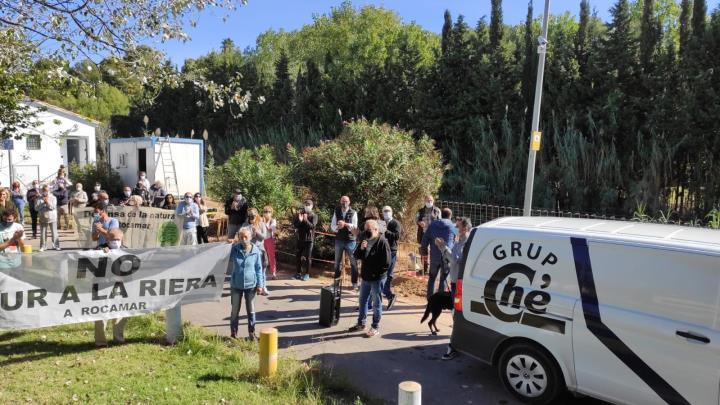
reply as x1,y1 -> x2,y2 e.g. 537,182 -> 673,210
39,247 -> 45,252
366,328 -> 380,338
348,324 -> 366,332
270,274 -> 278,280
293,273 -> 301,280
247,333 -> 258,342
230,332 -> 237,339
55,247 -> 61,251
442,349 -> 458,361
261,288 -> 270,297
302,274 -> 310,281
387,295 -> 397,310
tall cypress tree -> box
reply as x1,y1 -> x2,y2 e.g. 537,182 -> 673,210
489,0 -> 503,51
679,0 -> 692,58
270,51 -> 294,124
639,0 -> 661,73
441,10 -> 453,57
575,0 -> 590,76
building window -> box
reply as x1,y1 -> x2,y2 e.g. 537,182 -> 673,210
26,135 -> 41,150
118,153 -> 128,168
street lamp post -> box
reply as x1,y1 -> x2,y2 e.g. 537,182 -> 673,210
522,0 -> 551,216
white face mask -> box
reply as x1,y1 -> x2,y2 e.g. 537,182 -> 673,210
94,186 -> 101,191
124,191 -> 131,197
107,240 -> 121,250
383,212 -> 392,221
140,175 -> 146,180
425,202 -> 433,209
235,194 -> 243,202
185,197 -> 192,204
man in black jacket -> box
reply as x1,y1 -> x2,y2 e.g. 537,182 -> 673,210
349,219 -> 391,337
381,206 -> 402,310
292,199 -> 318,281
225,189 -> 248,240
26,180 -> 41,238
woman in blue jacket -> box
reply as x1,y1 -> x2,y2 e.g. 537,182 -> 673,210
229,228 -> 264,340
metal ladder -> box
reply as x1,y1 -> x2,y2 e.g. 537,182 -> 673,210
155,137 -> 179,196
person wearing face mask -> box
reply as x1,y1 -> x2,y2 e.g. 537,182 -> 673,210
53,183 -> 71,230
416,195 -> 441,275
10,181 -> 25,225
36,185 -> 59,251
381,206 -> 402,310
0,208 -> 25,253
138,171 -> 151,191
69,182 -> 88,218
93,228 -> 128,347
150,181 -> 167,207
261,205 -> 278,280
420,208 -> 455,300
176,192 -> 200,246
52,167 -> 72,191
331,195 -> 359,290
228,228 -> 264,340
240,207 -> 270,295
118,186 -> 133,206
348,220 -> 391,338
194,194 -> 210,244
225,189 -> 248,240
26,180 -> 41,238
132,182 -> 150,206
91,183 -> 105,203
92,203 -> 119,249
293,199 -> 318,281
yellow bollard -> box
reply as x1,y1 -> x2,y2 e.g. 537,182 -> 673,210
259,327 -> 278,377
21,245 -> 32,253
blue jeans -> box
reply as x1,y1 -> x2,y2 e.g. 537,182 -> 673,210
382,251 -> 397,298
230,288 -> 256,336
427,261 -> 449,299
358,278 -> 385,329
334,239 -> 358,284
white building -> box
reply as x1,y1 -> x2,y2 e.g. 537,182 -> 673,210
108,136 -> 205,195
0,100 -> 99,187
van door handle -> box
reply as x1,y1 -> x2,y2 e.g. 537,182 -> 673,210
676,330 -> 710,344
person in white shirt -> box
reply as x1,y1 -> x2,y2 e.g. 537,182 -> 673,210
36,184 -> 59,251
330,195 -> 360,290
138,171 -> 151,191
0,208 -> 25,269
262,205 -> 278,280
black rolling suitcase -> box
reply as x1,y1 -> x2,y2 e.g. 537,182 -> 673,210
319,279 -> 341,327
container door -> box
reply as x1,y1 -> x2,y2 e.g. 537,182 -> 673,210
571,238 -> 720,405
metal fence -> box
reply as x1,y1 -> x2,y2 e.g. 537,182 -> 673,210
437,200 -> 630,227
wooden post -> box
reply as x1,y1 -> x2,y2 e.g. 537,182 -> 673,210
259,327 -> 278,377
398,381 -> 421,405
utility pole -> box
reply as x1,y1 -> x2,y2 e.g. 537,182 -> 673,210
522,0 -> 551,216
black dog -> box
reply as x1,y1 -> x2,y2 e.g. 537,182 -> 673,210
420,291 -> 454,335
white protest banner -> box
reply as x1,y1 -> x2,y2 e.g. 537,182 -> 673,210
0,243 -> 231,330
74,206 -> 184,249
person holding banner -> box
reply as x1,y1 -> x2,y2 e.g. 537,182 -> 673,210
94,228 -> 128,347
228,228 -> 264,341
92,203 -> 120,248
176,192 -> 199,246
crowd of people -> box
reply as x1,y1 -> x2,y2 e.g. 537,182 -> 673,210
1,166 -> 467,347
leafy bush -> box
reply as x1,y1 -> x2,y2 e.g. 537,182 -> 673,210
205,145 -> 295,215
291,120 -> 444,236
68,161 -> 124,198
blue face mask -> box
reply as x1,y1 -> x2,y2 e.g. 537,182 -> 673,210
93,214 -> 101,222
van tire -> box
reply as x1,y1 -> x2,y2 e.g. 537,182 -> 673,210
497,343 -> 565,404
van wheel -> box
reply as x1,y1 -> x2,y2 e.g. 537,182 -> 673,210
498,343 -> 565,404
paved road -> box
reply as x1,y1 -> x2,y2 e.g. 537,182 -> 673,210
184,271 -> 603,405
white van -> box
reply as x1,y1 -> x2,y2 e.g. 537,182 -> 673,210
451,217 -> 720,405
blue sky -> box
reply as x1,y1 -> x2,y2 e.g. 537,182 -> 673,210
155,0 -> 617,65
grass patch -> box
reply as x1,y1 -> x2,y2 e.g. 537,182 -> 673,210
0,314 -> 366,404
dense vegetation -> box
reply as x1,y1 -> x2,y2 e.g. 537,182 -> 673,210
11,0 -> 720,221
